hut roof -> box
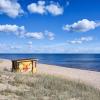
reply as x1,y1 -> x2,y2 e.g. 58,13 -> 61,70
12,58 -> 38,62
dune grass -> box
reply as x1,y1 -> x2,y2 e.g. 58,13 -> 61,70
0,71 -> 100,100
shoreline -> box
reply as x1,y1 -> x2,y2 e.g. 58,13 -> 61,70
38,62 -> 100,72
0,59 -> 100,90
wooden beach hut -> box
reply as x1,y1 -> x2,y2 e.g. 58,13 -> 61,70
12,59 -> 37,73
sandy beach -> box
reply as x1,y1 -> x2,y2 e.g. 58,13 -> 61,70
0,59 -> 100,90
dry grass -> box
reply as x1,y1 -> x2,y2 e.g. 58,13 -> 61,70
0,71 -> 100,100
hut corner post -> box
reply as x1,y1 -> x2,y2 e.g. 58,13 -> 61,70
12,61 -> 14,72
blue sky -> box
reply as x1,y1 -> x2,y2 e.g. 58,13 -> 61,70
0,0 -> 100,53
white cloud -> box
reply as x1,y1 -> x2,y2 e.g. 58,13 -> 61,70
27,1 -> 46,14
67,36 -> 93,44
80,37 -> 93,41
0,24 -> 44,39
63,19 -> 100,32
0,0 -> 24,18
25,32 -> 44,39
68,40 -> 82,44
45,30 -> 55,40
46,3 -> 63,16
27,1 -> 63,15
0,24 -> 25,35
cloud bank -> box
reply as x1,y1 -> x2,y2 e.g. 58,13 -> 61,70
67,36 -> 93,44
0,24 -> 55,40
63,19 -> 100,32
0,0 -> 64,18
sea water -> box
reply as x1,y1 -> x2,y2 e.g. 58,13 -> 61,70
0,54 -> 100,72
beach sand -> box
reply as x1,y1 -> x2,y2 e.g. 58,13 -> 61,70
0,59 -> 100,90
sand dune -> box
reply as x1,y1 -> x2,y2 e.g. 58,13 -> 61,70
38,64 -> 100,89
0,59 -> 100,90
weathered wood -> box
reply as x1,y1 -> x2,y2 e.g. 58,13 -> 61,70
12,59 -> 37,73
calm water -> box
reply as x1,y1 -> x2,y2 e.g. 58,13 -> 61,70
0,54 -> 100,72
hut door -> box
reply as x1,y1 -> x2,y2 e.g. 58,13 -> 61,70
19,61 -> 32,72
